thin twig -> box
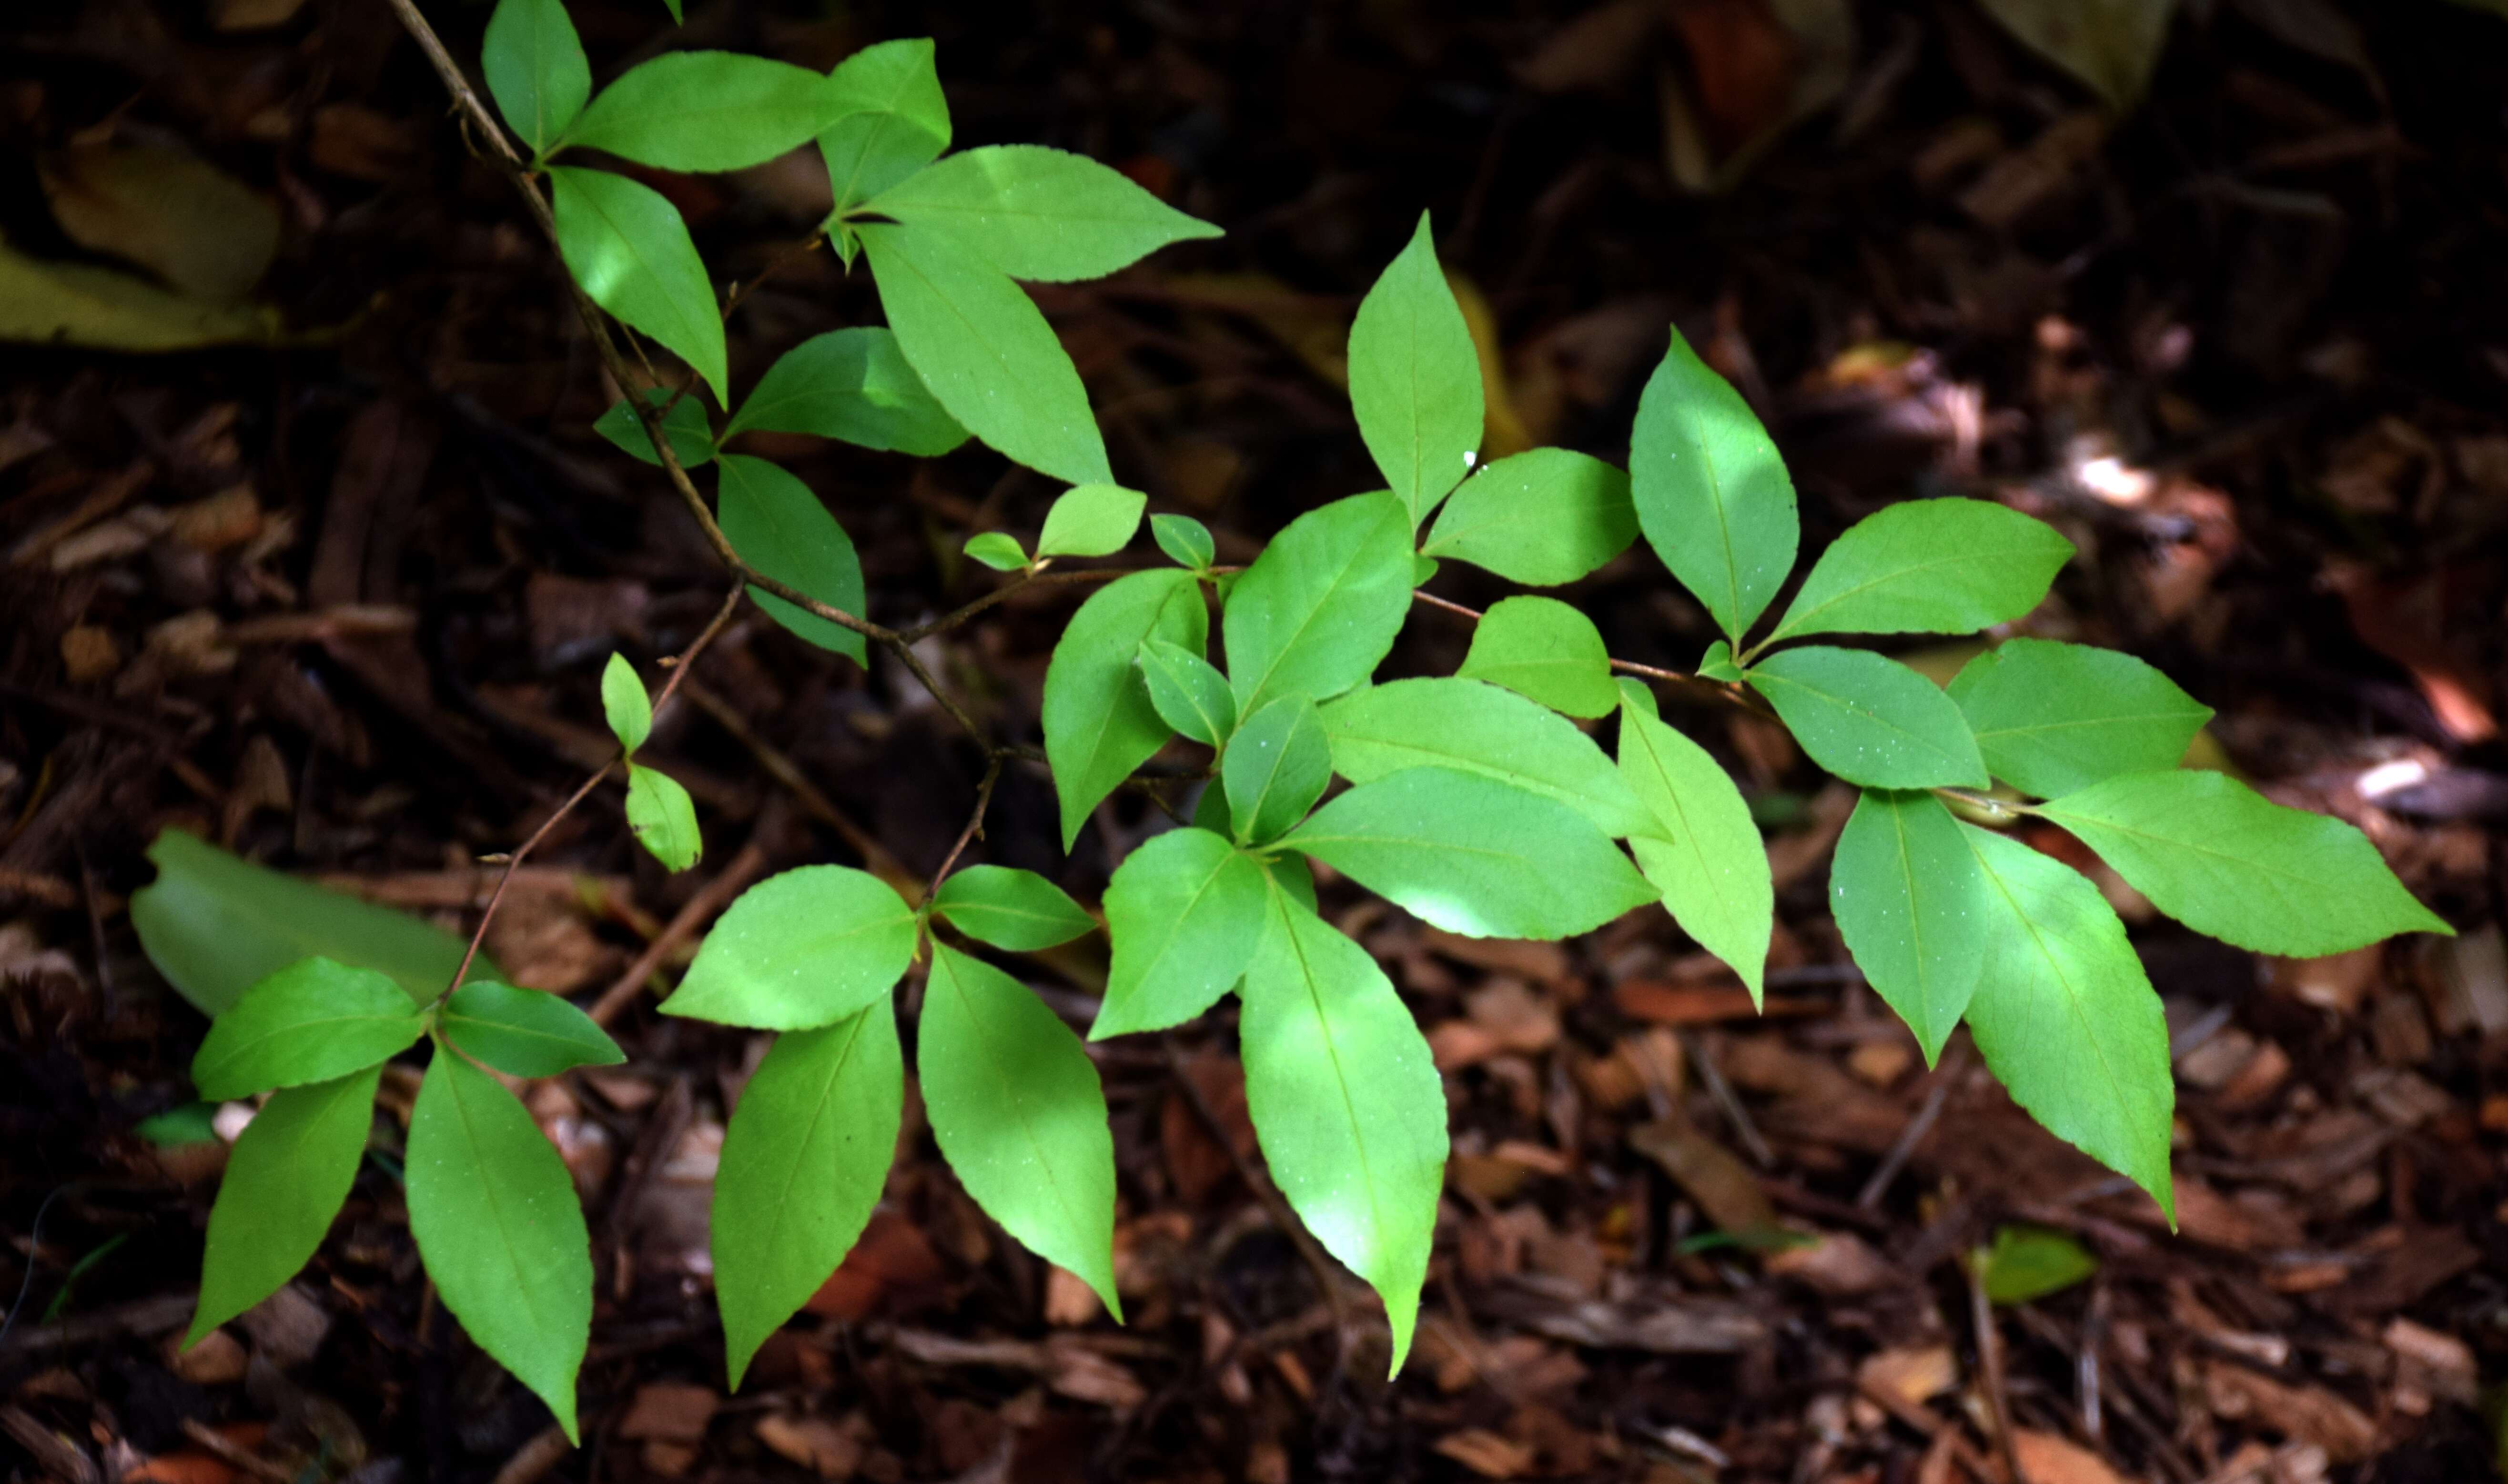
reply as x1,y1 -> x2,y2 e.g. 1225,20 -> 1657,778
1967,1249 -> 2032,1484
588,840 -> 770,1026
927,754 -> 1003,898
1857,1046 -> 1963,1210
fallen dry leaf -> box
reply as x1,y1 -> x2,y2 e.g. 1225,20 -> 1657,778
2010,1428 -> 2132,1484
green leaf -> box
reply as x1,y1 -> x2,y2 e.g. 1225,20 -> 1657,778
1746,646 -> 1987,789
1974,0 -> 2174,110
442,981 -> 625,1078
820,39 -> 951,217
716,453 -> 867,665
187,1066 -> 381,1345
1151,514 -> 1214,571
1628,324 -> 1797,645
1456,596 -> 1618,718
963,531 -> 1028,571
594,387 -> 715,468
932,866 -> 1095,950
1223,695 -> 1332,845
482,0 -> 590,155
548,166 -> 725,403
1947,639 -> 2211,799
1222,491 -> 1416,717
2037,770 -> 2453,956
1043,570 -> 1206,848
714,1001 -> 901,1387
1617,679 -> 1771,1002
132,829 -> 490,1017
861,146 -> 1221,283
1697,640 -> 1743,684
1136,636 -> 1236,747
920,944 -> 1120,1312
1283,767 -> 1655,940
1767,498 -> 2075,645
1978,1225 -> 2101,1305
1418,448 -> 1636,586
564,52 -> 845,173
1347,213 -> 1482,527
1092,828 -> 1267,1039
1240,882 -> 1445,1373
191,958 -> 427,1101
1037,483 -> 1146,558
661,0 -> 680,20
1317,677 -> 1653,840
137,1104 -> 219,1148
407,1050 -> 592,1443
1830,791 -> 1985,1063
662,867 -> 916,1030
600,653 -> 651,755
722,328 -> 967,456
1959,825 -> 2173,1217
626,763 -> 702,872
859,222 -> 1112,487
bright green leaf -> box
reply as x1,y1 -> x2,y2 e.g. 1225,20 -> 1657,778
594,387 -> 715,468
407,1050 -> 592,1443
600,653 -> 651,755
1618,679 -> 1772,1003
1223,491 -> 1415,717
136,1105 -> 219,1148
1746,646 -> 1988,789
1151,513 -> 1214,571
442,981 -> 625,1078
920,944 -> 1121,1313
1628,324 -> 1797,645
565,52 -> 845,173
1979,1224 -> 2101,1305
963,531 -> 1027,571
1698,640 -> 1743,684
1092,828 -> 1267,1040
1456,596 -> 1618,718
482,0 -> 590,155
187,1066 -> 380,1345
861,145 -> 1221,283
1240,883 -> 1445,1374
547,166 -> 725,403
1037,483 -> 1146,558
1830,790 -> 1986,1063
1283,767 -> 1655,940
722,328 -> 966,456
1767,498 -> 2075,644
717,453 -> 868,665
1418,448 -> 1636,586
191,958 -> 426,1102
932,866 -> 1095,950
714,1001 -> 901,1387
1948,639 -> 2212,799
1136,636 -> 1235,747
2038,770 -> 2453,956
820,39 -> 951,217
1318,677 -> 1653,840
1347,212 -> 1481,527
1043,570 -> 1205,847
1223,695 -> 1331,845
661,866 -> 916,1030
626,763 -> 701,872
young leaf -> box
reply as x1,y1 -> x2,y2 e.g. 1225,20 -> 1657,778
191,958 -> 427,1101
1239,883 -> 1446,1373
2037,770 -> 2453,956
1036,483 -> 1146,559
1223,491 -> 1414,717
860,145 -> 1221,282
564,53 -> 847,173
963,531 -> 1027,571
547,166 -> 726,403
1043,570 -> 1206,848
713,1001 -> 901,1387
661,866 -> 917,1029
716,454 -> 868,665
441,981 -> 625,1078
1830,790 -> 1986,1064
919,944 -> 1121,1312
1150,513 -> 1214,571
820,39 -> 951,218
720,328 -> 964,455
1456,596 -> 1618,718
600,654 -> 651,755
1346,212 -> 1482,527
1697,640 -> 1744,684
1766,498 -> 2075,645
1947,639 -> 2211,799
1617,679 -> 1772,1003
594,387 -> 715,468
1283,767 -> 1655,940
187,1065 -> 381,1344
1959,825 -> 2173,1217
859,222 -> 1112,487
932,866 -> 1096,951
626,763 -> 702,872
1978,1225 -> 2100,1305
1628,325 -> 1797,645
1418,448 -> 1636,586
407,1049 -> 592,1443
481,0 -> 590,156
1223,695 -> 1332,845
1136,636 -> 1236,747
1746,646 -> 1988,789
1318,677 -> 1653,840
1092,828 -> 1267,1040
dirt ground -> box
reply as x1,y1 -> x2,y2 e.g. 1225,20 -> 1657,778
4,0 -> 2507,1481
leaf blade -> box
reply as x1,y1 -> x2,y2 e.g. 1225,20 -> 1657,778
931,865 -> 1096,951
566,52 -> 846,173
547,166 -> 725,402
1346,212 -> 1482,526
1420,448 -> 1636,587
190,957 -> 427,1101
716,453 -> 868,664
661,866 -> 917,1030
1092,828 -> 1268,1039
188,1066 -> 381,1343
1318,677 -> 1653,839
1456,595 -> 1618,717
1768,498 -> 2074,644
861,145 -> 1220,282
441,981 -> 625,1078
1746,646 -> 1988,789
1830,790 -> 1986,1063
1947,639 -> 2212,799
1628,325 -> 1798,644
1617,679 -> 1772,1001
721,328 -> 966,455
626,763 -> 702,872
1043,570 -> 1206,847
481,0 -> 590,154
1222,491 -> 1416,717
1222,694 -> 1332,845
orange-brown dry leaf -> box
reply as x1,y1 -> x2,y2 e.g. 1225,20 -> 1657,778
2009,1429 -> 2131,1484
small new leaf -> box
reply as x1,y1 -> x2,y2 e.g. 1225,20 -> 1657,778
1418,448 -> 1636,587
564,52 -> 847,174
662,867 -> 917,1030
1456,596 -> 1618,718
626,764 -> 701,872
1628,325 -> 1797,645
600,654 -> 651,755
191,957 -> 427,1102
717,454 -> 868,665
1092,828 -> 1267,1039
1223,695 -> 1332,846
963,531 -> 1028,572
860,145 -> 1221,282
441,981 -> 625,1078
548,167 -> 725,403
1136,636 -> 1236,747
1347,212 -> 1482,527
932,866 -> 1096,951
1767,498 -> 2074,644
1746,646 -> 1988,789
1830,790 -> 1985,1063
188,1066 -> 381,1345
1150,513 -> 1214,571
1036,484 -> 1146,558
